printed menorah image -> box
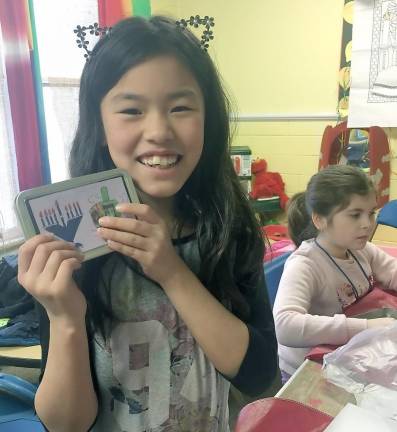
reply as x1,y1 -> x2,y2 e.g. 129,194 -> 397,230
89,186 -> 120,228
39,200 -> 83,245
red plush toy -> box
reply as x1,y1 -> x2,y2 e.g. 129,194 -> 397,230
249,159 -> 289,208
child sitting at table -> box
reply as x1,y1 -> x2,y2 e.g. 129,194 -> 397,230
273,165 -> 397,383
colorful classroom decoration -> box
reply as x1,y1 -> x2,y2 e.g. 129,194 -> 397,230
98,0 -> 151,27
338,0 -> 354,119
0,0 -> 50,189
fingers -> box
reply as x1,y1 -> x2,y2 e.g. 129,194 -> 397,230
18,235 -> 81,288
106,239 -> 146,260
97,203 -> 173,275
367,317 -> 396,329
115,203 -> 160,224
44,249 -> 84,281
98,227 -> 147,250
54,257 -> 83,286
18,234 -> 54,275
98,215 -> 152,237
28,240 -> 78,278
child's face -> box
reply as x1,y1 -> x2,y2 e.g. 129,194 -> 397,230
316,193 -> 377,257
100,55 -> 205,203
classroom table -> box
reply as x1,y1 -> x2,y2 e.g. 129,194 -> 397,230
0,345 -> 41,368
275,359 -> 356,418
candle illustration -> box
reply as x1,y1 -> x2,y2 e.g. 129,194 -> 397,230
52,208 -> 59,225
39,211 -> 45,227
55,200 -> 65,227
39,200 -> 83,246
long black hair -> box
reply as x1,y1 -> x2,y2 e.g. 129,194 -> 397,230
70,16 -> 264,332
288,165 -> 376,247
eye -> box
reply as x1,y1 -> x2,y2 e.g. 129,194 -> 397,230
120,108 -> 142,116
171,106 -> 192,113
350,213 -> 360,219
369,211 -> 376,218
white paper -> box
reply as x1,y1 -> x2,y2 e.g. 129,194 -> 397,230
27,177 -> 131,252
324,403 -> 397,431
348,0 -> 397,127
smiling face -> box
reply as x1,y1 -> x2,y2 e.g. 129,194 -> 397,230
314,193 -> 377,258
100,55 -> 205,206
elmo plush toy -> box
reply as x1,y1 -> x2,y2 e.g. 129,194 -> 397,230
249,159 -> 289,208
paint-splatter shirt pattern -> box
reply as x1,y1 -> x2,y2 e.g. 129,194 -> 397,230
91,239 -> 230,432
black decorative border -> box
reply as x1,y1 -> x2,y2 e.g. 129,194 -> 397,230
74,23 -> 111,61
75,16 -> 215,61
176,15 -> 215,50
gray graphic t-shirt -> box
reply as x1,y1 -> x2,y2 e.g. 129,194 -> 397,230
91,240 -> 230,431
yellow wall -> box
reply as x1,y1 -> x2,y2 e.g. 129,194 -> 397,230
153,0 -> 344,112
151,1 -> 397,199
151,0 -> 343,196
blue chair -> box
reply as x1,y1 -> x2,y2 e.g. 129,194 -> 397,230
371,199 -> 397,240
264,252 -> 292,308
0,373 -> 45,432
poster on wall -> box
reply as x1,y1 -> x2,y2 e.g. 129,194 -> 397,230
348,0 -> 397,127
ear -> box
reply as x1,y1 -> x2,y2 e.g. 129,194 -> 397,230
312,212 -> 327,231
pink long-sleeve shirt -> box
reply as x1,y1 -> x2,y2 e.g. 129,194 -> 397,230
273,239 -> 397,375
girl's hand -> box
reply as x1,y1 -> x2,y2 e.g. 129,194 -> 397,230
367,317 -> 396,329
97,203 -> 184,286
18,234 -> 86,324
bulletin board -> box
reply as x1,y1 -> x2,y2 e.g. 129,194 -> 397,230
337,0 -> 353,119
341,0 -> 397,127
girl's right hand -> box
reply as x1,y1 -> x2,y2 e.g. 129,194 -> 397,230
18,234 -> 86,324
367,317 -> 396,329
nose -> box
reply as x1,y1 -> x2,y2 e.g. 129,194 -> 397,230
360,214 -> 373,229
143,111 -> 173,144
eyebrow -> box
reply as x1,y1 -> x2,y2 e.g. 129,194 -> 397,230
111,89 -> 199,103
347,207 -> 377,212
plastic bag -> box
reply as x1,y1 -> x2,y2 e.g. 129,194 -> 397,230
323,322 -> 397,391
323,322 -> 397,421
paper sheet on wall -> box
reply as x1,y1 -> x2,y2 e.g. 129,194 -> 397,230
348,0 -> 397,127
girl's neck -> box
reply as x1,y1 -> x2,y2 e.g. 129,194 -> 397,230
315,235 -> 349,260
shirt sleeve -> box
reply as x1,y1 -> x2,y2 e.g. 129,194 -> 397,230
365,242 -> 397,290
228,269 -> 279,396
273,255 -> 367,348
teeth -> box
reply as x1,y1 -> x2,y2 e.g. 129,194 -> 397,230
141,155 -> 178,167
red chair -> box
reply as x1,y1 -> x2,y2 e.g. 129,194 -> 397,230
235,397 -> 333,432
319,121 -> 390,207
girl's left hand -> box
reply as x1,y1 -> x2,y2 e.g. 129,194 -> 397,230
97,203 -> 184,286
